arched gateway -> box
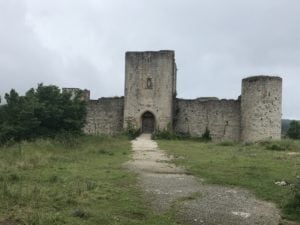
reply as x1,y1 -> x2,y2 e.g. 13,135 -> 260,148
141,112 -> 155,133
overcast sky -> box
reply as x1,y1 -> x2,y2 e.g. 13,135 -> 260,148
0,0 -> 299,119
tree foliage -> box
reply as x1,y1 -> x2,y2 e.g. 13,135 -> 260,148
287,120 -> 300,139
0,84 -> 87,144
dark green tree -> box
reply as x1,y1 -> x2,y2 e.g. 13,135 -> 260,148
287,120 -> 300,139
0,89 -> 40,142
0,84 -> 87,144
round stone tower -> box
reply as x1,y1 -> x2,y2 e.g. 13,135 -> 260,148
241,76 -> 282,142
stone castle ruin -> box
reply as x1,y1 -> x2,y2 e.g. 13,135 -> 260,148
79,50 -> 282,142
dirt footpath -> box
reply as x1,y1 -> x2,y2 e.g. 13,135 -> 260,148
124,134 -> 281,225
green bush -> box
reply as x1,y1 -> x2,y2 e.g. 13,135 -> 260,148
266,143 -> 286,151
201,128 -> 212,141
218,141 -> 236,146
287,120 -> 300,139
124,122 -> 140,140
284,177 -> 300,220
153,128 -> 213,142
261,139 -> 298,151
152,129 -> 179,140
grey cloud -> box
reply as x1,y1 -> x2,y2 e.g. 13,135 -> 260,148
0,0 -> 300,119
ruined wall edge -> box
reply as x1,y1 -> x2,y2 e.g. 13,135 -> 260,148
84,97 -> 124,135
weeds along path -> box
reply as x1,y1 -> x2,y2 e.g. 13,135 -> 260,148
124,134 -> 281,225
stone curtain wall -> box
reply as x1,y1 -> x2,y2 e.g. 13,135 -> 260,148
241,76 -> 282,142
175,99 -> 241,141
83,97 -> 124,135
78,48 -> 282,143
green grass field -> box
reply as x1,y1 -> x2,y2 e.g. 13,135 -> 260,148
0,136 -> 178,225
158,139 -> 300,223
2,135 -> 299,225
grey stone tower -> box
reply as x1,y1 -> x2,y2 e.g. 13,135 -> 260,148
241,76 -> 282,142
123,50 -> 177,132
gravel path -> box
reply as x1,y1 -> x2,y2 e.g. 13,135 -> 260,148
124,134 -> 281,225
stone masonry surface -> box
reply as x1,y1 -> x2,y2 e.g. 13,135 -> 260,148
81,51 -> 282,142
174,98 -> 241,141
241,76 -> 282,142
124,51 -> 176,130
84,97 -> 124,135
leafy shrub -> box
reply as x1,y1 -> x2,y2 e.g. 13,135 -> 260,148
152,129 -> 179,140
124,122 -> 140,140
284,177 -> 300,220
262,139 -> 298,151
218,141 -> 236,146
287,120 -> 300,139
201,128 -> 212,141
266,143 -> 286,151
153,128 -> 213,142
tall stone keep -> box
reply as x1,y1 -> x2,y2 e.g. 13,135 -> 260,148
124,50 -> 177,132
241,76 -> 282,142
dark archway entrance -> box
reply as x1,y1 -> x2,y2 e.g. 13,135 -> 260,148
142,112 -> 155,133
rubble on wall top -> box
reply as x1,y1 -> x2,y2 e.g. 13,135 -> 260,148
97,96 -> 124,100
243,75 -> 282,82
126,50 -> 175,55
196,97 -> 219,101
176,97 -> 239,102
